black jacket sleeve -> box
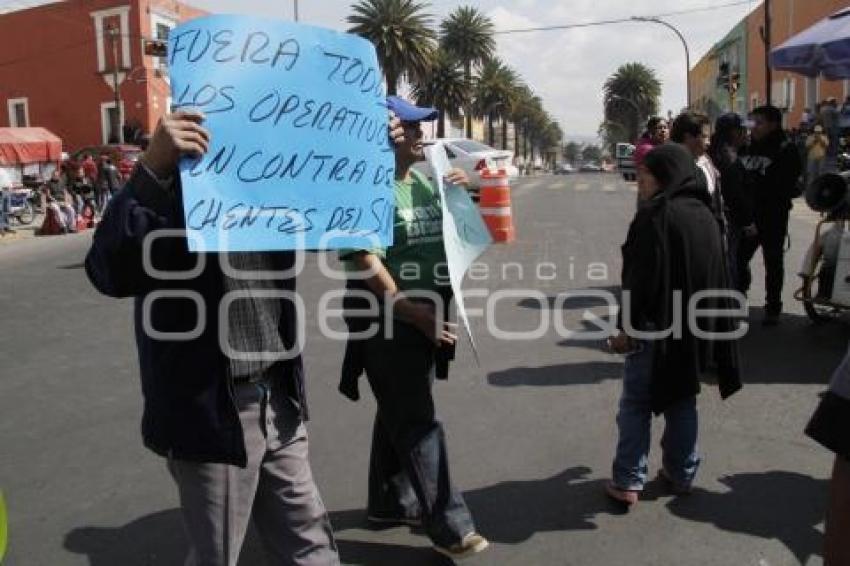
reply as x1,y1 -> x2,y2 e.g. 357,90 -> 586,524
618,209 -> 663,332
719,161 -> 754,228
775,141 -> 804,201
84,166 -> 181,298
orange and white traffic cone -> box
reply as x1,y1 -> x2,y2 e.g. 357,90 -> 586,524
478,168 -> 515,243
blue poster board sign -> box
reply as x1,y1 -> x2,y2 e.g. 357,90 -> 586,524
169,15 -> 395,251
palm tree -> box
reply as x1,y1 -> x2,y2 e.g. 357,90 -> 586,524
509,84 -> 535,161
411,49 -> 469,137
525,100 -> 548,164
602,62 -> 662,143
473,58 -> 517,147
348,0 -> 436,96
440,6 -> 495,138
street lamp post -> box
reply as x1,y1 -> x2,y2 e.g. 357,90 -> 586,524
294,0 -> 299,22
631,16 -> 691,109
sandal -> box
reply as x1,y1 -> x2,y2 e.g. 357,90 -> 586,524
605,481 -> 639,507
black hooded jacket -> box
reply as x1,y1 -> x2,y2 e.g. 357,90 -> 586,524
741,129 -> 803,213
712,144 -> 755,229
621,143 -> 742,414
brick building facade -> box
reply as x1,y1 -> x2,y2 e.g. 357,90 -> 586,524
0,0 -> 205,152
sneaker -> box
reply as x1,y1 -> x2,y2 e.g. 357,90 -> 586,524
605,482 -> 639,507
433,532 -> 489,560
658,469 -> 692,495
366,512 -> 422,528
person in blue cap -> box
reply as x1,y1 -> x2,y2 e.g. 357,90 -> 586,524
339,95 -> 489,559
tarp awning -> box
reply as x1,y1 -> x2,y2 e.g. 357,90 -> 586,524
0,127 -> 62,166
771,7 -> 850,80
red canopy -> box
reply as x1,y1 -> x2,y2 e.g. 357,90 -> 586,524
0,127 -> 62,166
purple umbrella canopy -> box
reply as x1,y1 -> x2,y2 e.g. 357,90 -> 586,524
771,7 -> 850,80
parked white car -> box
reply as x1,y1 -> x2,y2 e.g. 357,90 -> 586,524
415,138 -> 519,188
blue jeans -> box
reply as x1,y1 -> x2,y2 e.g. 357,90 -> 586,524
612,341 -> 700,490
363,319 -> 475,547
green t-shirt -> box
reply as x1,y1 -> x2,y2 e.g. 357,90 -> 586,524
343,168 -> 448,292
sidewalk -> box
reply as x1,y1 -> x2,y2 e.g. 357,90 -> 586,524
0,213 -> 97,245
0,213 -> 44,244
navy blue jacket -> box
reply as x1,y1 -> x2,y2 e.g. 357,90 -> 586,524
85,166 -> 303,467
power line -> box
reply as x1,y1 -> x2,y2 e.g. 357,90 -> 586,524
493,0 -> 755,34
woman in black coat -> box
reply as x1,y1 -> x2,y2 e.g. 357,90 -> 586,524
607,143 -> 743,507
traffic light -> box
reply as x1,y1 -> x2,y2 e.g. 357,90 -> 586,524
716,61 -> 739,94
728,72 -> 740,95
144,39 -> 167,57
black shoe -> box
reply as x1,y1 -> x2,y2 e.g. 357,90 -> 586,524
366,511 -> 422,527
762,311 -> 781,326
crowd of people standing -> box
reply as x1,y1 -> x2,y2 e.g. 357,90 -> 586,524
77,96 -> 848,565
620,105 -> 846,564
0,152 -> 127,237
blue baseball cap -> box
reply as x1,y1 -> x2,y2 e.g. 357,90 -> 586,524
387,95 -> 438,122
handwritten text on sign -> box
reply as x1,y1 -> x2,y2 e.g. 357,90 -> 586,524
169,15 -> 395,251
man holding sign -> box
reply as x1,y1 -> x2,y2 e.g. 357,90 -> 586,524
84,15 -> 413,566
339,96 -> 489,560
86,108 -> 405,565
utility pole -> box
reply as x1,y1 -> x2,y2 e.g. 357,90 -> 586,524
108,25 -> 123,143
764,0 -> 772,106
294,0 -> 299,22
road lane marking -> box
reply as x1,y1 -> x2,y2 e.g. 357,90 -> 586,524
575,183 -> 589,191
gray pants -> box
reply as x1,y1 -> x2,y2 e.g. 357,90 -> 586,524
167,381 -> 340,566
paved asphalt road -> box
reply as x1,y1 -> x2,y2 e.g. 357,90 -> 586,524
1,173 -> 846,566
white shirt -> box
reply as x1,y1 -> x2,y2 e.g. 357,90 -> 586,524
696,154 -> 719,196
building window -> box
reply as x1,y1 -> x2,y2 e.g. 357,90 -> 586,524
150,13 -> 176,79
101,101 -> 125,144
805,77 -> 820,109
784,78 -> 795,110
154,23 -> 170,70
7,98 -> 29,127
90,6 -> 132,74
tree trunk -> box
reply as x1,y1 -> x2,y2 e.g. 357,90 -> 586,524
488,111 -> 495,146
386,71 -> 398,96
522,128 -> 528,161
464,62 -> 472,139
513,121 -> 519,157
437,109 -> 445,138
502,119 -> 508,150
